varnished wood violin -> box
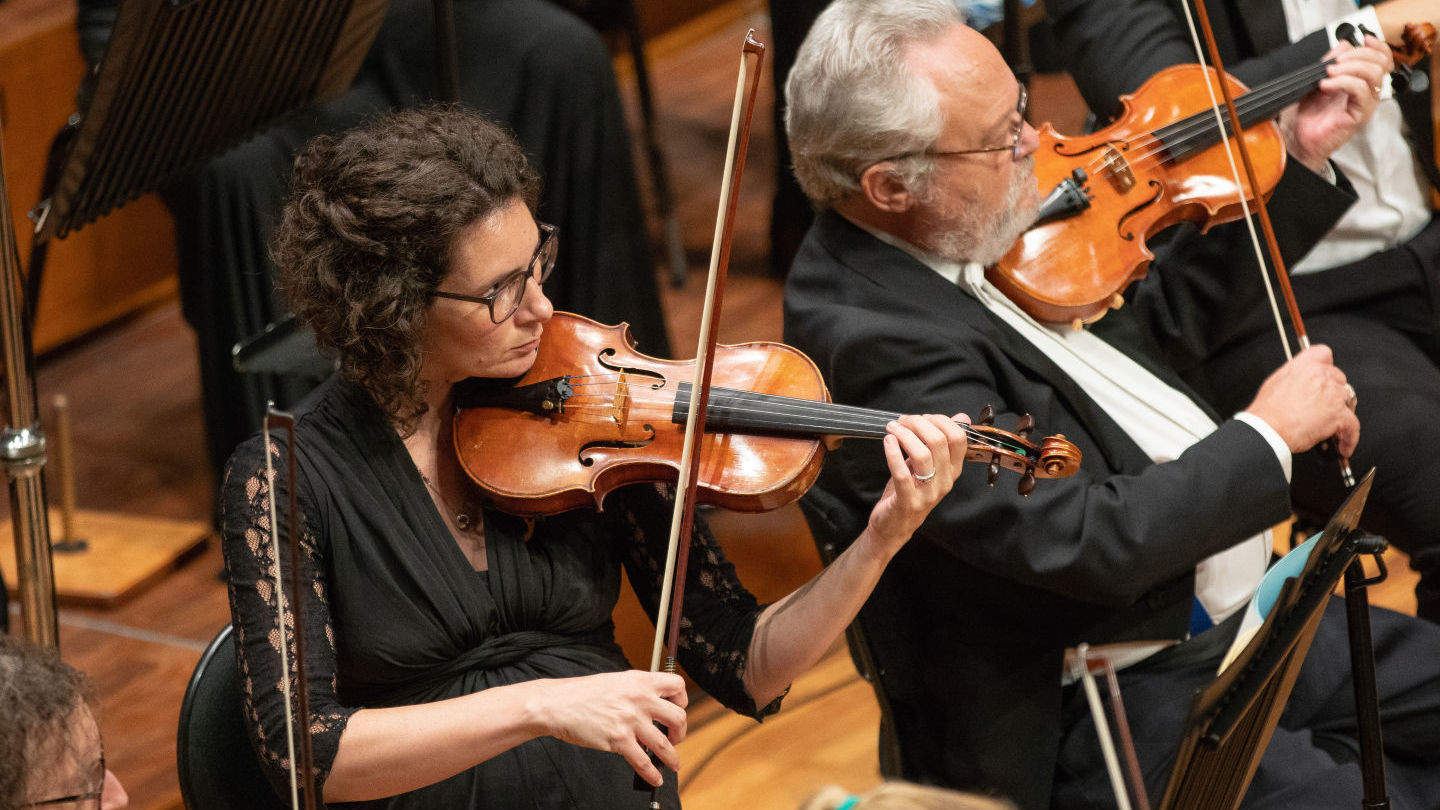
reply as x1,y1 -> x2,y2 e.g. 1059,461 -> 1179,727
989,22 -> 1436,328
451,312 -> 1082,516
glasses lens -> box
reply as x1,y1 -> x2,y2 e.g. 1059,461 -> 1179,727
490,271 -> 528,324
536,231 -> 559,284
1012,84 -> 1028,159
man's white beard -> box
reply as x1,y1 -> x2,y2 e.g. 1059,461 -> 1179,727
929,159 -> 1039,267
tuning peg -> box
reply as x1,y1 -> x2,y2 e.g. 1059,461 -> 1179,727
1017,470 -> 1036,497
978,404 -> 995,426
1109,293 -> 1124,310
987,455 -> 1001,487
1015,413 -> 1034,439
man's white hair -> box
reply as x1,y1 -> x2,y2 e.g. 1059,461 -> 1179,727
784,0 -> 967,208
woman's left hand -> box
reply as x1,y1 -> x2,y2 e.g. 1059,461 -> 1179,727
865,413 -> 969,557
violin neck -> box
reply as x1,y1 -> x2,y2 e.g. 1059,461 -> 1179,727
675,383 -> 897,439
1156,59 -> 1333,162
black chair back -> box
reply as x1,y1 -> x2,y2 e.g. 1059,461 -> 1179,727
177,623 -> 288,810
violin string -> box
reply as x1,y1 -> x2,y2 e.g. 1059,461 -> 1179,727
559,395 -> 1018,449
1137,61 -> 1330,165
518,375 -> 1040,458
1107,61 -> 1331,173
555,393 -> 1020,450
1021,60 -> 1333,290
557,388 -> 1032,457
1080,60 -> 1331,181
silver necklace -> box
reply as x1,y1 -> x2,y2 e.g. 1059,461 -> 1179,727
420,472 -> 477,531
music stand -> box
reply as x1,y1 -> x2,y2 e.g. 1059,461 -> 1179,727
3,0 -> 390,644
1156,470 -> 1378,810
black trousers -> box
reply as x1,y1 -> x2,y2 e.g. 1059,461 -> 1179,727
1053,601 -> 1440,808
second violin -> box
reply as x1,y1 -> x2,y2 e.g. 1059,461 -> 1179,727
989,23 -> 1436,327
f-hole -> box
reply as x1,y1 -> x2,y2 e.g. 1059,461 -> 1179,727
598,349 -> 668,389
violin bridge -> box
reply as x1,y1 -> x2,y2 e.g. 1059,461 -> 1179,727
1100,144 -> 1135,193
611,372 -> 630,425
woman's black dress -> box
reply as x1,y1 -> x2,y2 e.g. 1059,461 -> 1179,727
221,376 -> 777,809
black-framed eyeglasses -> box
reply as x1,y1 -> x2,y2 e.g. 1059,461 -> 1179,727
870,83 -> 1028,167
21,750 -> 105,808
430,222 -> 558,324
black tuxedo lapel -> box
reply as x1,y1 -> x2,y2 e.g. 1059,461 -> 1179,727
814,213 -> 1154,476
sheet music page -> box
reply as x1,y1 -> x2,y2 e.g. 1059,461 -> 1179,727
1218,533 -> 1323,673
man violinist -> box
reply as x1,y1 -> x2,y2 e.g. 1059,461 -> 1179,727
1046,0 -> 1440,626
781,1 -> 1440,809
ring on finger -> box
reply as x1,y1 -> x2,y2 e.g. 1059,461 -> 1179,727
912,470 -> 937,483
1344,382 -> 1358,409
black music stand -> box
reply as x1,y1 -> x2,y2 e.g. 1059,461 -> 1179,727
2,0 -> 390,643
1156,470 -> 1381,810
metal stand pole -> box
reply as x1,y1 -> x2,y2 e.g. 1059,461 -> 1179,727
1344,540 -> 1392,809
1,128 -> 58,646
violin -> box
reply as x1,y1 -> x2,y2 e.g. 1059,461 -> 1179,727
450,312 -> 1083,516
988,23 -> 1437,328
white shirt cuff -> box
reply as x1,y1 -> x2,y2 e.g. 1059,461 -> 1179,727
1327,7 -> 1392,100
1234,411 -> 1293,483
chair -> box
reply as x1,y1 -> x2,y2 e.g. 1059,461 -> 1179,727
797,485 -> 921,779
177,624 -> 287,810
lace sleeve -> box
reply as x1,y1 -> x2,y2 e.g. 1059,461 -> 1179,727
220,436 -> 355,800
608,485 -> 781,720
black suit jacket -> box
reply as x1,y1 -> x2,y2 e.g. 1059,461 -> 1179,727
1045,0 -> 1440,366
782,153 -> 1349,808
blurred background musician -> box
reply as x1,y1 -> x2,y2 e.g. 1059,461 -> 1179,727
74,0 -> 669,511
0,636 -> 129,810
1045,0 -> 1440,623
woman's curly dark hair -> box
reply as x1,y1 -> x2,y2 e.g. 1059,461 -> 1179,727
275,105 -> 541,430
0,637 -> 95,810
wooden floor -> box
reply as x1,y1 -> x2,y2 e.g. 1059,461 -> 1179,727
4,2 -> 1419,809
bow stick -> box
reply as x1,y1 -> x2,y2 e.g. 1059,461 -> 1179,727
1178,0 -> 1357,488
262,406 -> 318,810
643,30 -> 766,808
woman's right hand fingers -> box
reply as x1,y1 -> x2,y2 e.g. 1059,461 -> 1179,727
539,670 -> 689,786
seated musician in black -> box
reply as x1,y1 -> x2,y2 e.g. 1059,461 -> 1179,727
220,105 -> 972,809
780,1 -> 1440,808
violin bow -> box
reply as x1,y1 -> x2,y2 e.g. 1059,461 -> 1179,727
1177,0 -> 1357,488
262,406 -> 319,810
644,30 -> 766,808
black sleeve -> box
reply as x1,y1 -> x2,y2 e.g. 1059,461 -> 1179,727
221,436 -> 355,799
811,312 -> 1292,609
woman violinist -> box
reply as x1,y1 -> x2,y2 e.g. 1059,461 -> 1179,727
219,106 -> 970,809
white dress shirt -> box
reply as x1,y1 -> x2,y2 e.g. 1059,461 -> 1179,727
1280,1 -> 1432,274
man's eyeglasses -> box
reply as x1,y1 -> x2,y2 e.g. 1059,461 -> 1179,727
430,222 -> 558,324
870,83 -> 1028,167
21,750 -> 104,808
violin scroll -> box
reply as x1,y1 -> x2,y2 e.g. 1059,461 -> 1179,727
965,407 -> 1082,496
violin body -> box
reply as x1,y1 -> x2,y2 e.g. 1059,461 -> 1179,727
988,64 -> 1285,325
453,314 -> 1082,517
453,313 -> 830,516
